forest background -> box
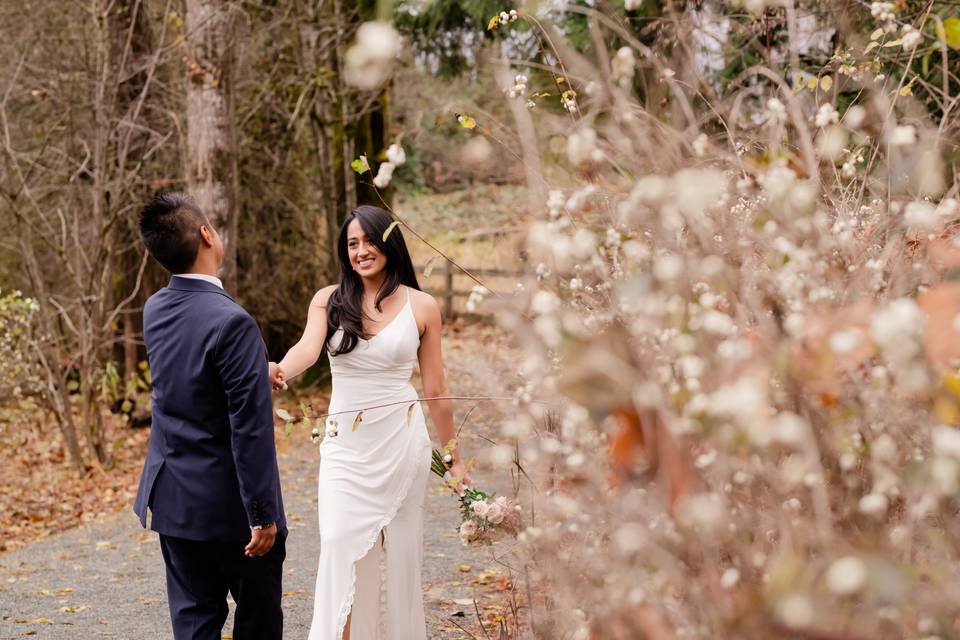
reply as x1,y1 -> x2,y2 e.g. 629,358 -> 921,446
3,0 -> 960,637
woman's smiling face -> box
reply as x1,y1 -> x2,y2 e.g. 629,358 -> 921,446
347,218 -> 387,278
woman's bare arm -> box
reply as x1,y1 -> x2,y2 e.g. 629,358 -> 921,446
415,291 -> 468,482
273,285 -> 336,383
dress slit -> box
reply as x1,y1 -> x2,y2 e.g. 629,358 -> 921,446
330,427 -> 428,640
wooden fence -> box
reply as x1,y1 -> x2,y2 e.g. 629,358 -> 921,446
416,261 -> 525,317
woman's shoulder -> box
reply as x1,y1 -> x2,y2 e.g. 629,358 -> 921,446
408,286 -> 441,316
311,285 -> 338,307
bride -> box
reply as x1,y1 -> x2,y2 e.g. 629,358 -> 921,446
269,205 -> 467,640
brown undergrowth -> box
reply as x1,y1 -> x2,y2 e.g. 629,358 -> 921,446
0,409 -> 148,553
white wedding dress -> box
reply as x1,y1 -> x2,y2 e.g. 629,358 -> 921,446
308,287 -> 432,640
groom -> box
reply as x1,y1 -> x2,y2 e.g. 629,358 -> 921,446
133,192 -> 286,639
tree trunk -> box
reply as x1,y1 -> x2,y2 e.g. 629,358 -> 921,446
306,0 -> 353,278
52,382 -> 86,474
123,315 -> 139,385
19,226 -> 86,473
109,0 -> 152,388
354,89 -> 391,209
185,0 -> 239,290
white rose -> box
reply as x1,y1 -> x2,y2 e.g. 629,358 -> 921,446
471,500 -> 490,518
486,502 -> 505,524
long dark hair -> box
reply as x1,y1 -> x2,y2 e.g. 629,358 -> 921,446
327,205 -> 420,356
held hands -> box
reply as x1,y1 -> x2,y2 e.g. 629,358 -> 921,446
245,523 -> 278,557
268,362 -> 287,391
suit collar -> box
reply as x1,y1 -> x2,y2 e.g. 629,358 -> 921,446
167,275 -> 235,301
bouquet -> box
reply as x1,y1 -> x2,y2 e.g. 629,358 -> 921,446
431,443 -> 522,546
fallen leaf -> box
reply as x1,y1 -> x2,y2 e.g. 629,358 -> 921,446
61,605 -> 88,613
382,221 -> 401,242
455,114 -> 477,130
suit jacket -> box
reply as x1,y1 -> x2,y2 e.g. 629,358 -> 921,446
133,276 -> 285,541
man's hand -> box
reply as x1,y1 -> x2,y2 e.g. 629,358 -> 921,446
245,523 -> 277,557
268,362 -> 287,391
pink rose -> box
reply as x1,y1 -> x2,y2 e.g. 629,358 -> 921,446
459,519 -> 478,544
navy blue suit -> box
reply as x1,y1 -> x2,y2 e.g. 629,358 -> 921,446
134,275 -> 286,640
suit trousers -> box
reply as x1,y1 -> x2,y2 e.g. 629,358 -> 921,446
159,531 -> 286,640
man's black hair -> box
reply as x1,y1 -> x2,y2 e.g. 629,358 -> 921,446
138,192 -> 208,274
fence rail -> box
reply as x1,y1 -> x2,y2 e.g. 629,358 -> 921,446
415,261 -> 525,317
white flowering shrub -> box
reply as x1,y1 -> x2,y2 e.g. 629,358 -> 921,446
442,2 -> 960,638
457,2 -> 960,637
382,0 -> 960,636
0,290 -> 41,404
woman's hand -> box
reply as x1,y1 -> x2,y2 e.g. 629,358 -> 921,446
448,460 -> 471,495
268,362 -> 287,391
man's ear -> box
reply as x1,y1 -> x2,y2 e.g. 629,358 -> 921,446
199,224 -> 215,247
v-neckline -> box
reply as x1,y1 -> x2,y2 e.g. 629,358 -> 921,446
363,288 -> 410,342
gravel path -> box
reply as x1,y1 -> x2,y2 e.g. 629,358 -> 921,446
0,325 -> 521,640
